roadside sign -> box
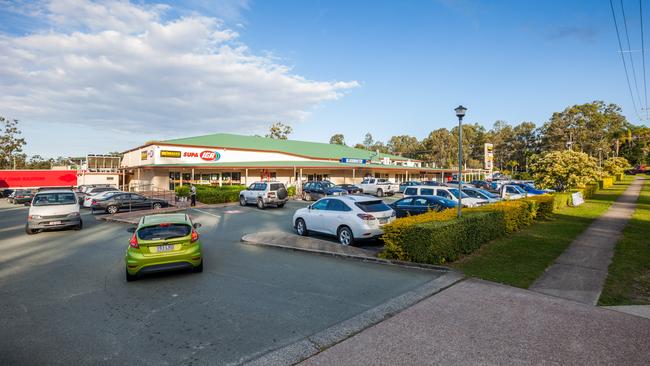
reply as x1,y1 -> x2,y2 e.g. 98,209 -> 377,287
571,192 -> 584,206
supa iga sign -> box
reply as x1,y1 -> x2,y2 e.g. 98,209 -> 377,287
182,150 -> 221,161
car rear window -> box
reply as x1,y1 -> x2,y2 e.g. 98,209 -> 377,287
355,200 -> 391,212
270,183 -> 285,191
33,193 -> 76,206
137,224 -> 191,240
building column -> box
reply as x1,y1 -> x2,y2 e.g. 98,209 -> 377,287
218,171 -> 222,187
245,169 -> 249,186
191,168 -> 195,184
299,169 -> 303,194
352,168 -> 356,182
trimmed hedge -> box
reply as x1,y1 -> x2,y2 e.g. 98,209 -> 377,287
599,176 -> 614,190
528,195 -> 554,219
395,212 -> 505,264
381,209 -> 456,260
195,185 -> 245,204
175,185 -> 190,198
287,186 -> 296,197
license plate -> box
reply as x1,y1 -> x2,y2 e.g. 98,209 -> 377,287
378,218 -> 388,225
156,245 -> 174,253
49,221 -> 62,225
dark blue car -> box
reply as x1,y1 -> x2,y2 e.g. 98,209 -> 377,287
302,181 -> 348,201
389,195 -> 457,218
513,183 -> 545,195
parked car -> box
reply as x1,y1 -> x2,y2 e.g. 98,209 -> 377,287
91,192 -> 169,214
358,178 -> 399,197
1,189 -> 13,198
403,185 -> 488,207
239,181 -> 288,209
389,195 -> 457,218
447,180 -> 474,188
512,182 -> 546,195
25,189 -> 81,234
335,184 -> 362,194
420,181 -> 443,186
11,189 -> 34,204
292,195 -> 396,245
82,190 -> 121,208
301,181 -> 347,201
125,213 -> 203,281
399,181 -> 421,193
76,186 -> 118,204
470,180 -> 491,190
462,187 -> 500,203
494,184 -> 528,200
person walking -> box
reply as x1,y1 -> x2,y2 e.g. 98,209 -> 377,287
190,184 -> 197,207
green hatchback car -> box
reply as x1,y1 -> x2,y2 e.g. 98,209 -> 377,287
125,213 -> 203,282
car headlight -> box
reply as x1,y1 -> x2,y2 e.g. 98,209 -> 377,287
29,215 -> 42,220
67,212 -> 80,217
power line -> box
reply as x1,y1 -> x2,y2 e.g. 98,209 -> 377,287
640,0 -> 648,119
620,0 -> 644,113
610,0 -> 642,120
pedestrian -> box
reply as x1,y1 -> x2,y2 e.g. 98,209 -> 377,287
190,184 -> 197,207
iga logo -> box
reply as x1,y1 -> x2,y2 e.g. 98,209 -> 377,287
199,151 -> 220,161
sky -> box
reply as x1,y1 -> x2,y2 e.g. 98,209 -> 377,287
0,0 -> 648,157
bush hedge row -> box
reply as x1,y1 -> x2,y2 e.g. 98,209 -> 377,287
380,174 -> 622,265
195,185 -> 245,204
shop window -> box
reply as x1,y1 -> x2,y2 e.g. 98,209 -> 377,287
201,174 -> 210,181
270,172 -> 277,179
210,173 -> 219,181
182,173 -> 191,181
222,172 -> 231,181
232,172 -> 241,182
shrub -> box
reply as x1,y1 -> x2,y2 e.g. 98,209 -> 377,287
287,186 -> 296,197
394,212 -> 506,264
175,185 -> 190,198
471,200 -> 537,233
381,209 -> 456,260
602,157 -> 631,176
195,185 -> 244,204
531,150 -> 601,192
527,195 -> 554,218
599,176 -> 614,190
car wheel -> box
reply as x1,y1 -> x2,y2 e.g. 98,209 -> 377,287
125,269 -> 138,282
338,226 -> 354,246
277,203 -> 285,208
239,195 -> 246,206
152,202 -> 162,210
25,225 -> 36,235
302,192 -> 310,201
295,218 -> 308,236
74,220 -> 83,231
377,189 -> 384,197
192,260 -> 204,273
257,198 -> 266,210
107,205 -> 118,214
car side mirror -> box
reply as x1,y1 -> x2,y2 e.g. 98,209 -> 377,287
308,204 -> 312,210
126,227 -> 136,233
193,223 -> 202,229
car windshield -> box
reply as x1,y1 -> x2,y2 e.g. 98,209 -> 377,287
137,224 -> 192,240
33,192 -> 77,206
447,188 -> 470,199
355,200 -> 391,212
477,189 -> 498,199
321,181 -> 334,189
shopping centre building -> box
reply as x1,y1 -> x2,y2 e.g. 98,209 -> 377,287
120,133 -> 480,191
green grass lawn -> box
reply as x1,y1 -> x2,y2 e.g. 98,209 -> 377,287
450,176 -> 635,289
599,177 -> 650,306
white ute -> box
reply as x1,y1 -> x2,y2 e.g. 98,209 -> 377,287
358,178 -> 399,197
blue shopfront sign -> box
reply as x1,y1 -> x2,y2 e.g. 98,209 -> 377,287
340,158 -> 367,164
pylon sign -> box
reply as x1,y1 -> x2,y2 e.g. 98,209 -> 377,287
484,143 -> 494,170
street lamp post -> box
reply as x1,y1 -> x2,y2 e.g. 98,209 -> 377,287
455,105 -> 467,218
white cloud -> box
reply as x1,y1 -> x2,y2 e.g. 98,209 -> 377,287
0,0 -> 358,139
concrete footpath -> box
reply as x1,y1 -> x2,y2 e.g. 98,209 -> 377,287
529,177 -> 644,305
299,279 -> 650,366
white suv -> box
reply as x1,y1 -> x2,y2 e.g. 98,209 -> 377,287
240,181 -> 289,209
292,195 -> 396,245
403,185 -> 487,207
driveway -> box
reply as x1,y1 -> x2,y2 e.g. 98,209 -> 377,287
0,200 -> 440,365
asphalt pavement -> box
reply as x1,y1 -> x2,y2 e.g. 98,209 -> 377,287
0,199 -> 440,365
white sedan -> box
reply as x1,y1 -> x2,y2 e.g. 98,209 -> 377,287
292,195 -> 396,245
82,190 -> 121,207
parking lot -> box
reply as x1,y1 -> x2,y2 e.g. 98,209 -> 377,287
0,199 -> 439,365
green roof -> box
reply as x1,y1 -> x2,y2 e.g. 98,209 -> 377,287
159,133 -> 410,161
138,160 -> 442,171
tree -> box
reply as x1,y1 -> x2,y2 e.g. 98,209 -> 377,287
329,134 -> 345,145
539,101 -> 627,158
421,128 -> 455,168
266,122 -> 293,140
0,116 -> 27,169
362,133 -> 374,149
602,157 -> 631,176
531,150 -> 601,191
387,135 -> 421,159
26,155 -> 53,169
486,120 -> 515,171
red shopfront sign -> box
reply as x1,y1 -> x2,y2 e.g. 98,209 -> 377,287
0,170 -> 78,188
